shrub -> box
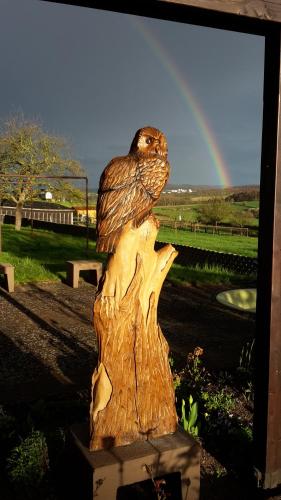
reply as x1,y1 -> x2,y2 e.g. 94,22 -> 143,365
7,430 -> 49,489
201,389 -> 235,414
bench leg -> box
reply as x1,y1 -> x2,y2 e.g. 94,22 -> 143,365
67,263 -> 80,288
5,268 -> 14,293
90,267 -> 103,286
71,266 -> 80,288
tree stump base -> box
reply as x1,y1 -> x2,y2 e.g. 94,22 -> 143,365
71,423 -> 200,500
90,216 -> 178,450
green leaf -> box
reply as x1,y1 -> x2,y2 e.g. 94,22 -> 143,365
188,401 -> 198,429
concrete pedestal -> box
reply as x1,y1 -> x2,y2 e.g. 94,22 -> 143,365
70,424 -> 200,500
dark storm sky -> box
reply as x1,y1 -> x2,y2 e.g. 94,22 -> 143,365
0,0 -> 265,187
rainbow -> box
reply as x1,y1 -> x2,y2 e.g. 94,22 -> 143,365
132,17 -> 232,187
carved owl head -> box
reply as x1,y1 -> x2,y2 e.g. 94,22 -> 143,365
129,126 -> 168,157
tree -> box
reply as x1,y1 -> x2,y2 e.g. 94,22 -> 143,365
0,116 -> 85,230
196,197 -> 233,225
226,189 -> 259,202
231,209 -> 254,228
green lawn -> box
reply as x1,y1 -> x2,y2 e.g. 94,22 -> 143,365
157,226 -> 258,258
0,225 -> 105,284
0,224 -> 256,285
168,263 -> 254,286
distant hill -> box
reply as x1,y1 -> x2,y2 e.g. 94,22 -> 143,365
165,184 -> 259,191
89,184 -> 260,194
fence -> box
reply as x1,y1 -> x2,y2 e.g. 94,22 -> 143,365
160,219 -> 258,237
192,223 -> 249,236
0,206 -> 74,225
2,215 -> 96,237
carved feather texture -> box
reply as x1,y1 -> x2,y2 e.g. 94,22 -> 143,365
96,127 -> 170,254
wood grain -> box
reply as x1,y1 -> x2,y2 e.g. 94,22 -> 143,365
160,0 -> 281,23
89,216 -> 178,450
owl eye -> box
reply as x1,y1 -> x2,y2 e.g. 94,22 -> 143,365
145,137 -> 152,145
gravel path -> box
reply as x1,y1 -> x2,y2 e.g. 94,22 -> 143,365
0,280 -> 255,403
0,281 -> 97,402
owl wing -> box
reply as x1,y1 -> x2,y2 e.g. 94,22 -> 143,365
96,154 -> 169,253
98,155 -> 137,191
138,155 -> 170,200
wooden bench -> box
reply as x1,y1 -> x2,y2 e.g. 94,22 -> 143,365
66,260 -> 103,288
0,263 -> 14,293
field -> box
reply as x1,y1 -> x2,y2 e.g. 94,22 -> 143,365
154,205 -> 198,222
0,225 -> 255,286
153,201 -> 259,227
158,225 -> 258,257
1,186 -> 260,283
234,200 -> 259,209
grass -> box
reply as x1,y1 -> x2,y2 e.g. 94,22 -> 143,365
153,201 -> 259,227
157,226 -> 258,258
0,224 -> 256,285
0,225 -> 106,284
153,205 -> 198,223
234,201 -> 259,209
168,263 -> 254,286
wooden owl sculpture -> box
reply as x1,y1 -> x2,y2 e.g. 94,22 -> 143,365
96,126 -> 170,253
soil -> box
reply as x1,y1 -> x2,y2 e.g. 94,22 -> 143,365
0,278 -> 258,499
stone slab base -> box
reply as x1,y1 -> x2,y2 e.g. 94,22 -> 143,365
70,423 -> 200,500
